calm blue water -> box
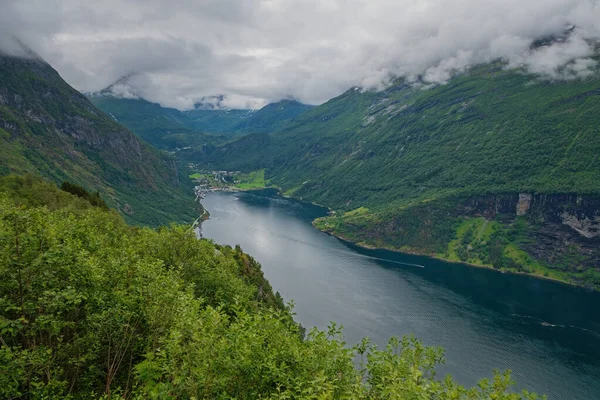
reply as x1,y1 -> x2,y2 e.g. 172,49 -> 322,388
201,190 -> 600,399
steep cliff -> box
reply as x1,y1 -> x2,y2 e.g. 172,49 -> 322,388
0,53 -> 195,225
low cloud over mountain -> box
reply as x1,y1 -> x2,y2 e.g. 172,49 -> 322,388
1,0 -> 599,109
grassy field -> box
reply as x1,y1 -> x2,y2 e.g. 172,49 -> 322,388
235,169 -> 266,189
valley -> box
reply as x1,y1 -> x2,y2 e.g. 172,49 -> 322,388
2,10 -> 600,396
92,69 -> 600,289
169,61 -> 600,291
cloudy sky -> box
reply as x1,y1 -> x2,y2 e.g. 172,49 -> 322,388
1,0 -> 599,109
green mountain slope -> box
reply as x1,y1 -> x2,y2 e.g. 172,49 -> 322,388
0,174 -> 540,399
88,97 -> 192,147
89,96 -> 313,150
88,96 -> 253,139
209,62 -> 600,288
251,64 -> 600,200
184,107 -> 257,133
232,99 -> 314,133
0,54 -> 195,225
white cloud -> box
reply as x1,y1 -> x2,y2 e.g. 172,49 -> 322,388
1,0 -> 599,109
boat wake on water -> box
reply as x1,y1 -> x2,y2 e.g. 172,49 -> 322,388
511,314 -> 600,339
344,250 -> 426,269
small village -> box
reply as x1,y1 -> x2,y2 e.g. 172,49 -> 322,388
192,170 -> 242,200
190,169 -> 271,203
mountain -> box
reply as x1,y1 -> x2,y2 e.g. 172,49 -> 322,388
182,100 -> 312,140
88,96 -> 194,146
184,107 -> 256,134
231,99 -> 314,134
0,53 -> 196,225
89,94 -> 313,150
207,61 -> 600,288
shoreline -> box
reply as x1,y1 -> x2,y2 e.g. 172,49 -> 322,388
312,222 -> 595,291
279,193 -> 330,210
199,186 -> 596,292
212,185 -> 332,210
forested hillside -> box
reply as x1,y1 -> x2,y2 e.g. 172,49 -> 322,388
207,61 -> 600,288
232,99 -> 314,134
0,53 -> 196,226
0,174 -> 542,399
88,97 -> 193,147
89,96 -> 312,150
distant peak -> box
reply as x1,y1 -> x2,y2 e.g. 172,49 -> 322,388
94,73 -> 141,99
109,72 -> 138,88
530,23 -> 578,50
280,95 -> 302,103
193,95 -> 227,110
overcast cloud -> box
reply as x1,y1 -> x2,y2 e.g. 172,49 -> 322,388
1,0 -> 599,109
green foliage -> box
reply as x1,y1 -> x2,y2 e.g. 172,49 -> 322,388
236,169 -> 267,189
60,181 -> 109,210
0,174 -> 113,215
0,177 -> 543,399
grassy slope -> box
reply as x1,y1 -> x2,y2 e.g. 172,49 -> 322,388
0,55 -> 196,226
235,169 -> 267,189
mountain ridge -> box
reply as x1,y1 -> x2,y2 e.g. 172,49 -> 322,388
0,53 -> 196,225
88,93 -> 314,146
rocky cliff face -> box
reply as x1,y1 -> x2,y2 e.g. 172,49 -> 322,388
460,193 -> 600,234
331,191 -> 600,284
458,193 -> 600,271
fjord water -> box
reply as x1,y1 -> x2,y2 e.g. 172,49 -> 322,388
201,190 -> 600,399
